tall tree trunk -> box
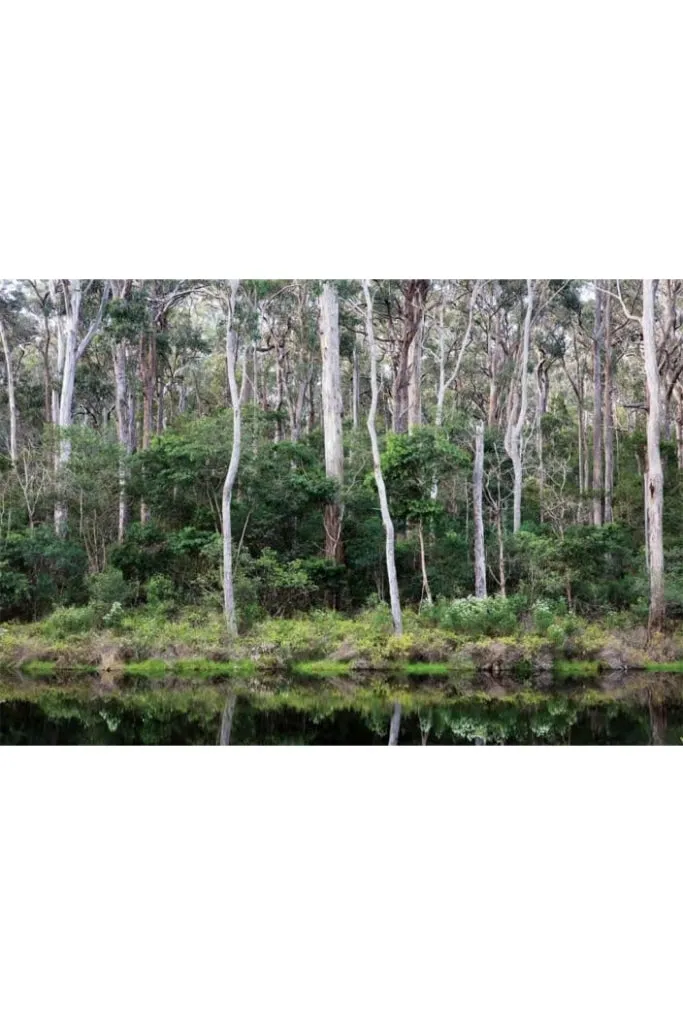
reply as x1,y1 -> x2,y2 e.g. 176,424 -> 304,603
139,324 -> 157,524
222,280 -> 244,638
535,356 -> 549,521
643,279 -> 665,633
592,281 -> 604,526
49,279 -> 109,536
504,279 -> 534,533
603,285 -> 614,523
362,280 -> 402,635
352,343 -> 360,430
393,280 -> 428,434
319,283 -> 344,563
473,421 -> 487,597
0,319 -> 18,465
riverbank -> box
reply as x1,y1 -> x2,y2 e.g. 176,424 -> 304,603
1,605 -> 682,681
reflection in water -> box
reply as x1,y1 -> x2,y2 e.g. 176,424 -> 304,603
219,693 -> 238,746
0,670 -> 682,745
388,702 -> 402,746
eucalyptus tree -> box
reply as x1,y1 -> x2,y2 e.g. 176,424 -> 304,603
48,279 -> 110,535
362,279 -> 402,635
504,279 -> 534,532
319,282 -> 344,562
642,280 -> 665,632
219,279 -> 245,637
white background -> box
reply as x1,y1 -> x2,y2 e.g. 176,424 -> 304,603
2,2 -> 683,1021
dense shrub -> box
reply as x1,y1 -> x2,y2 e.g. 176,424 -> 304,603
423,596 -> 523,637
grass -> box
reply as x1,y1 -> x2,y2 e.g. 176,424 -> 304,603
643,661 -> 683,672
553,660 -> 602,678
402,662 -> 453,676
125,657 -> 256,679
293,660 -> 353,677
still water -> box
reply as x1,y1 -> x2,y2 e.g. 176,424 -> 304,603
0,670 -> 681,744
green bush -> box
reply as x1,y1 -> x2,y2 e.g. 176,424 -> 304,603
102,601 -> 125,630
423,596 -> 522,637
88,568 -> 133,626
146,574 -> 176,608
40,605 -> 96,639
532,600 -> 555,635
88,568 -> 132,610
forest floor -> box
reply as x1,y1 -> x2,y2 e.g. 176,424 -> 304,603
1,606 -> 683,683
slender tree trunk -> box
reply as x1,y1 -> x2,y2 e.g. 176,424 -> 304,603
222,280 -> 243,638
643,279 -> 665,633
417,520 -> 432,606
504,279 -> 534,532
49,279 -> 109,536
319,283 -> 344,563
603,286 -> 614,523
0,319 -> 18,465
592,281 -> 604,526
362,280 -> 402,635
139,324 -> 157,524
352,343 -> 360,430
473,421 -> 487,597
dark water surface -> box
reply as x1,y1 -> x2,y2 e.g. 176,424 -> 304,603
1,670 -> 682,745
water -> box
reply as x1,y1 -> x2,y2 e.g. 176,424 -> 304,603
1,670 -> 682,744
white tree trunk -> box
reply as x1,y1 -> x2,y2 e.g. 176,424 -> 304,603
592,281 -> 604,526
643,279 -> 665,633
603,285 -> 614,523
504,279 -> 534,533
319,282 -> 344,561
222,280 -> 243,638
0,318 -> 18,465
473,421 -> 487,597
362,280 -> 402,635
49,279 -> 109,535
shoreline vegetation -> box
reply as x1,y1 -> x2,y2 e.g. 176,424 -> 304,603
3,602 -> 683,683
0,279 -> 682,692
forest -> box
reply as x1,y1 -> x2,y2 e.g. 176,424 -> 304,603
0,278 -> 680,676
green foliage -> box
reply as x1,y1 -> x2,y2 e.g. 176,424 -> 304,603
146,574 -> 177,609
0,528 -> 87,620
423,596 -> 523,637
87,568 -> 132,617
39,605 -> 96,639
381,428 -> 469,526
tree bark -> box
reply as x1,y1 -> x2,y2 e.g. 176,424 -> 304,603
592,281 -> 604,526
139,323 -> 157,524
603,285 -> 614,523
473,421 -> 487,597
362,280 -> 402,635
49,279 -> 109,536
319,283 -> 344,562
222,280 -> 244,638
643,279 -> 665,633
504,280 -> 534,533
0,318 -> 18,465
